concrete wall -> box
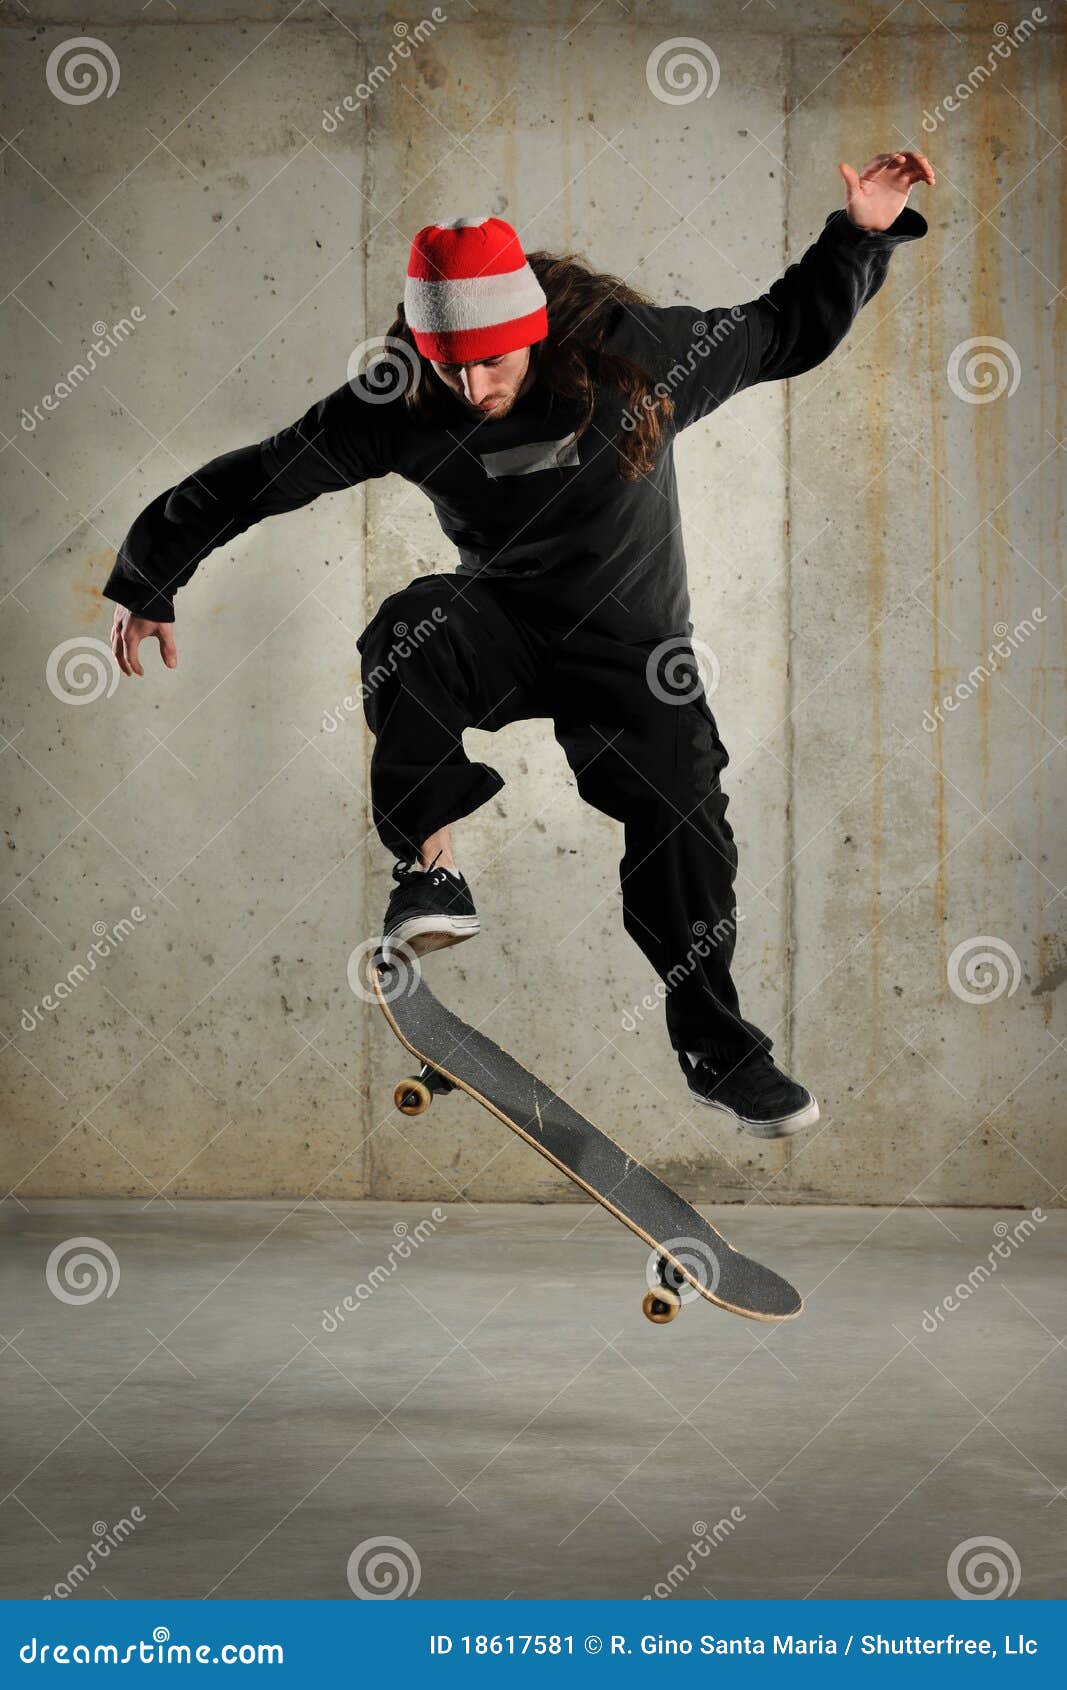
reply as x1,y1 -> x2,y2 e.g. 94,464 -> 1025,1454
2,2 -> 1063,1205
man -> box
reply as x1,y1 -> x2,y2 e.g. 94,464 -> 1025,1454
104,150 -> 933,1140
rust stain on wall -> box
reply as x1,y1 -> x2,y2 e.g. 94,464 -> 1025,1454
919,40 -> 950,986
75,553 -> 113,626
1035,34 -> 1067,1031
1033,932 -> 1067,998
970,84 -> 1018,789
857,48 -> 896,1056
557,28 -> 574,252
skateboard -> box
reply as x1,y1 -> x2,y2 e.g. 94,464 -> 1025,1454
371,952 -> 802,1326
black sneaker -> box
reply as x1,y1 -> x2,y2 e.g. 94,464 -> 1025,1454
381,857 -> 480,958
679,1048 -> 819,1139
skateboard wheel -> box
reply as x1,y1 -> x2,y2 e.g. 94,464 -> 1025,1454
642,1286 -> 681,1324
394,1077 -> 432,1116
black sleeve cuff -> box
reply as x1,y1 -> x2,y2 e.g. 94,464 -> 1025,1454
826,205 -> 928,246
102,567 -> 176,623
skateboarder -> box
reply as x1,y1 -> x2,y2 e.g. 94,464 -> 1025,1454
103,151 -> 933,1141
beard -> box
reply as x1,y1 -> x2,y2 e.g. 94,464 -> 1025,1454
465,387 -> 520,421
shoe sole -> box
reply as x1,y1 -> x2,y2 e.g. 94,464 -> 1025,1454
383,914 -> 480,959
688,1089 -> 820,1140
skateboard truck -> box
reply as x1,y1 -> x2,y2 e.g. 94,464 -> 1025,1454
394,1062 -> 455,1117
642,1255 -> 687,1326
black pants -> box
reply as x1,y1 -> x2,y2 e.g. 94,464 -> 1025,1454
355,573 -> 772,1062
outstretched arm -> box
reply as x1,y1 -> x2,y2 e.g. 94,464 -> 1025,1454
651,151 -> 934,430
749,150 -> 935,385
102,381 -> 395,660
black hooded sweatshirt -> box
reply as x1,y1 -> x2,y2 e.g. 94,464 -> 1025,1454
102,206 -> 926,642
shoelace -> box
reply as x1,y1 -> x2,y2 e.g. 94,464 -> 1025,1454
392,853 -> 454,891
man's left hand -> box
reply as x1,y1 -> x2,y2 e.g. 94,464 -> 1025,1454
838,150 -> 935,231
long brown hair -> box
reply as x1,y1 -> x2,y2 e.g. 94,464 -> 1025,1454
383,251 -> 673,481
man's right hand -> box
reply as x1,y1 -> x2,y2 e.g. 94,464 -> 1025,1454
110,605 -> 179,678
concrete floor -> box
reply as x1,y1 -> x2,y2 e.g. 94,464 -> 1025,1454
1,1201 -> 1063,1601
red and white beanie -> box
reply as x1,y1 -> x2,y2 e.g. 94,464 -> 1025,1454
404,215 -> 548,363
